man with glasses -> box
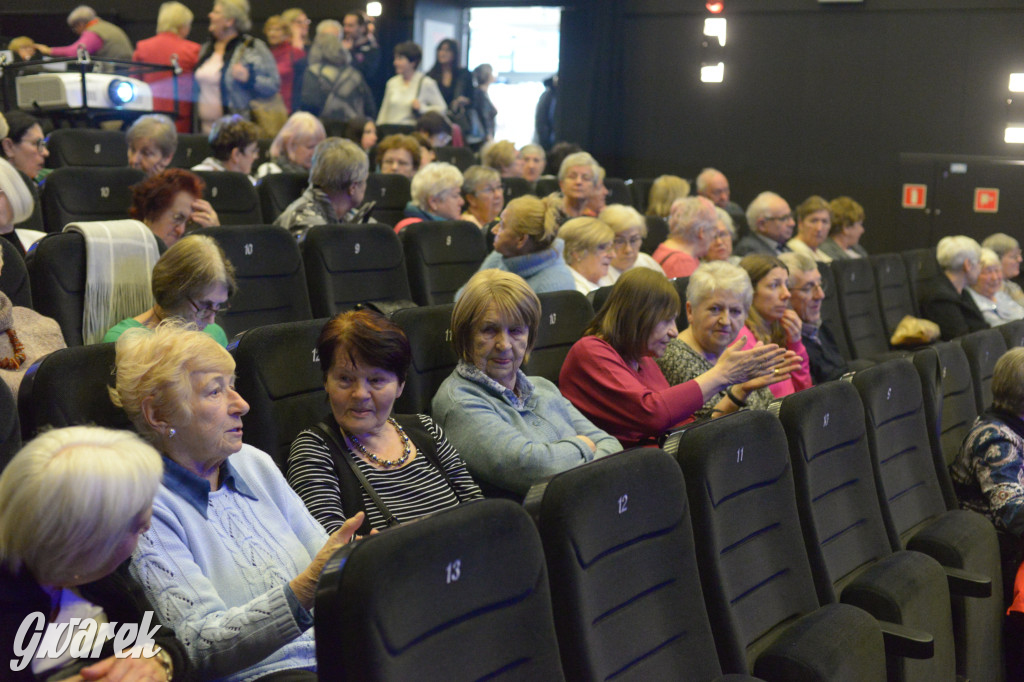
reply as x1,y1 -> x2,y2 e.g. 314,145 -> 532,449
734,191 -> 795,258
779,251 -> 849,384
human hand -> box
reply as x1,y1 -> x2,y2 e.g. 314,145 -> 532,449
739,350 -> 802,391
189,198 -> 219,227
780,309 -> 803,345
33,44 -> 52,56
715,336 -> 787,386
290,512 -> 365,609
73,651 -> 167,681
411,99 -> 421,112
575,435 -> 597,452
230,62 -> 249,82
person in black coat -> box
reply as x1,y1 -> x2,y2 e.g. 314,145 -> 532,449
919,235 -> 988,341
780,252 -> 850,384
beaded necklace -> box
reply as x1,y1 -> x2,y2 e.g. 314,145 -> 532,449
344,417 -> 411,469
0,329 -> 25,370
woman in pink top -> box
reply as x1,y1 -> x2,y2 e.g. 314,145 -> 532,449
559,268 -> 787,447
738,254 -> 812,397
652,196 -> 717,279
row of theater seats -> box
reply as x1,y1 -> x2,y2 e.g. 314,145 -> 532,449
3,345 -> 1010,680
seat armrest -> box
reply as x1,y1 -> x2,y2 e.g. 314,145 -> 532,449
944,565 -> 991,598
879,620 -> 933,660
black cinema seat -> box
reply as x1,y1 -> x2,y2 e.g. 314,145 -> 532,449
501,176 -> 532,204
628,177 -> 654,214
0,380 -> 20,473
26,232 -> 87,345
45,128 -> 127,168
641,216 -> 668,256
391,303 -> 456,415
193,170 -> 263,225
434,145 -> 475,171
0,238 -> 31,308
956,327 -> 1007,413
364,172 -> 411,228
534,177 -> 559,198
997,318 -> 1024,349
171,133 -> 213,169
257,171 -> 307,224
41,167 -> 144,233
870,253 -> 919,336
604,177 -> 632,207
817,262 -> 855,362
830,258 -> 893,359
13,169 -> 44,233
524,290 -> 592,385
399,220 -> 487,305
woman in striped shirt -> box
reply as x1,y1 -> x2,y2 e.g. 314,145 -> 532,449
288,309 -> 481,532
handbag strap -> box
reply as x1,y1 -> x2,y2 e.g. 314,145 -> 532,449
393,414 -> 463,504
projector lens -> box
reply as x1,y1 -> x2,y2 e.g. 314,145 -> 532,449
109,79 -> 136,105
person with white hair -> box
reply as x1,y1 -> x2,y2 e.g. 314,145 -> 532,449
919,235 -> 988,341
393,162 -> 464,232
257,111 -> 326,176
126,114 -> 179,178
695,167 -> 748,237
652,196 -> 718,278
983,232 -> 1024,308
33,5 -> 133,60
967,247 -> 1024,326
133,2 -> 201,133
599,203 -> 665,283
733,191 -> 795,258
552,151 -> 601,225
0,426 -> 189,682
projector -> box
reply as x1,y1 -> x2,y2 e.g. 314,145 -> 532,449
15,72 -> 153,111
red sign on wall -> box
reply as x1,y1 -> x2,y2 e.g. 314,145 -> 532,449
902,184 -> 927,209
974,188 -> 999,213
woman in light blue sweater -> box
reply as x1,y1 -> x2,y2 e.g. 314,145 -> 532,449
458,194 -> 575,299
434,270 -> 620,496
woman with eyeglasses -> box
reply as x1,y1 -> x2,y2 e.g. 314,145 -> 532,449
130,169 -> 220,248
703,207 -> 740,265
104,234 -> 235,346
598,204 -> 664,284
0,110 -> 49,184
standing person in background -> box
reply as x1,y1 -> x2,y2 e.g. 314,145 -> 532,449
534,75 -> 558,150
33,6 -> 133,60
342,11 -> 381,96
471,64 -> 498,146
377,41 -> 446,126
426,39 -> 473,112
133,2 -> 200,134
281,8 -> 310,51
264,15 -> 305,113
301,31 -> 376,122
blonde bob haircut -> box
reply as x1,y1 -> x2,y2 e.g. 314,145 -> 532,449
270,111 -> 326,159
481,140 -> 518,173
214,0 -> 252,33
0,426 -> 162,586
646,175 -> 690,218
828,196 -> 865,236
599,204 -> 647,238
410,162 -> 464,210
157,1 -> 194,33
978,247 -> 1002,271
993,347 -> 1024,415
501,194 -> 560,249
585,267 -> 679,363
110,321 -> 235,444
152,234 -> 237,312
560,217 -> 614,264
451,270 -> 541,364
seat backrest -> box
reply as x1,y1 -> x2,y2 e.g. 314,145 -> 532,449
524,290 -> 592,385
26,232 -> 85,345
525,448 -> 724,682
912,345 -> 958,508
391,303 -> 457,414
365,173 -> 411,210
831,258 -> 890,359
203,225 -> 312,338
641,216 -> 668,255
903,247 -> 940,310
870,253 -> 918,334
193,170 -> 263,225
776,382 -> 896,604
13,169 -> 44,232
301,223 -> 413,318
956,327 -> 1007,412
41,167 -> 145,233
17,343 -> 130,440
375,123 -> 415,138
434,145 -> 475,171
997,318 -> 1024,349
501,176 -> 532,204
604,177 -> 632,207
257,171 -> 307,224
45,128 -> 127,168
852,360 -> 949,549
316,499 -> 565,682
400,220 -> 487,305
0,379 -> 20,473
230,318 -> 329,472
669,411 -> 824,672
1,238 -> 32,308
171,133 -> 213,169
915,343 -> 976,501
629,177 -> 654,214
671,277 -> 690,332
817,262 -> 854,361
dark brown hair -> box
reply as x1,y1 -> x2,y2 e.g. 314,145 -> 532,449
130,169 -> 205,223
317,309 -> 411,382
584,268 -> 679,362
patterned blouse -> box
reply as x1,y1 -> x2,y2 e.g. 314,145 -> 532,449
951,407 -> 1024,536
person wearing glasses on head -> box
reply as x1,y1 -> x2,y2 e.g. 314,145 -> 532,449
1,110 -> 49,185
733,191 -> 795,258
598,204 -> 664,284
104,235 -> 235,347
779,251 -> 849,384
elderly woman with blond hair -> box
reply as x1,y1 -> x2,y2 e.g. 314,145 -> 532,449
599,203 -> 664,284
983,232 -> 1024,308
464,194 -> 574,296
112,323 -> 365,682
393,161 -> 464,232
645,174 -> 690,219
560,216 -> 615,295
0,426 -> 189,682
967,247 -> 1024,326
704,206 -> 739,265
481,140 -> 520,178
787,195 -> 833,263
257,111 -> 326,176
553,151 -> 601,225
433,270 -> 620,496
518,144 -> 546,184
651,196 -> 718,278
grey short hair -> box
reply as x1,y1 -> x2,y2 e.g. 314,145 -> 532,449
993,347 -> 1024,414
557,151 -> 600,183
316,19 -> 342,37
715,206 -> 736,239
669,196 -> 717,242
410,162 -> 463,209
982,233 -> 1020,259
695,167 -> 724,196
0,426 -> 163,586
746,191 -> 785,231
461,164 -> 500,195
310,137 -> 369,194
599,204 -> 646,238
519,144 -> 545,162
936,235 -> 982,272
686,260 -> 753,310
778,251 -> 818,286
216,0 -> 252,33
126,114 -> 178,159
157,1 -> 194,33
67,5 -> 97,27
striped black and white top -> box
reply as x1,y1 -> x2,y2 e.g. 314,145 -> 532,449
287,413 -> 483,532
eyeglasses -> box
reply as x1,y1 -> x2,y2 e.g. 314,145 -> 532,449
613,235 -> 643,248
189,297 -> 230,315
793,281 -> 825,296
22,137 -> 48,151
475,184 -> 502,195
763,213 -> 794,223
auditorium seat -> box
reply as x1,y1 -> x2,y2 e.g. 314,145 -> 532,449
903,248 -> 940,311
956,327 -> 1007,413
26,232 -> 87,345
41,167 -> 145,233
852,360 -> 1003,682
257,171 -> 307,224
817,262 -> 855,362
315,499 -> 566,681
830,258 -> 892,359
534,177 -> 559,198
604,177 -> 632,207
667,411 -> 888,679
777,382 -> 955,681
192,171 -> 263,225
171,133 -> 213,169
523,290 -> 592,385
641,216 -> 667,256
586,285 -> 612,313
524,447 -> 762,682
45,128 -> 127,168
391,303 -> 456,414
399,220 -> 487,305
870,253 -> 919,335
17,342 -> 130,441
434,145 -> 475,171
301,223 -> 414,318
0,238 -> 31,308
375,123 -> 415,138
364,173 -> 411,228
997,318 -> 1024,349
501,176 -> 532,204
202,225 -> 312,338
229,318 -> 329,472
628,177 -> 654,214
0,380 -> 20,473
13,169 -> 44,233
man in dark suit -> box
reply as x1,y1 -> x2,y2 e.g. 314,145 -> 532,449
734,191 -> 795,258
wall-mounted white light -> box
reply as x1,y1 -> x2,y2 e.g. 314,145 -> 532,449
701,62 -> 724,83
704,18 -> 727,47
366,2 -> 382,17
1010,73 -> 1024,93
1005,126 -> 1024,143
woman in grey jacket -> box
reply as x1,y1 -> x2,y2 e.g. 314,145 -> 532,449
301,32 -> 376,121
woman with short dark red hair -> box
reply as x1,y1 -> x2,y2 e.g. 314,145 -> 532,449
130,168 -> 220,247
